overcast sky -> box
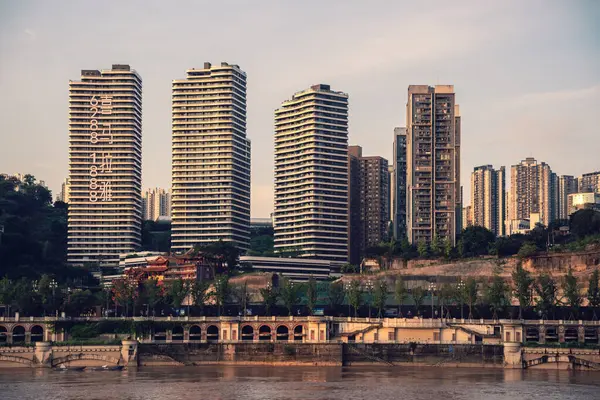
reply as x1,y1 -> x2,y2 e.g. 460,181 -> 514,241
1,0 -> 599,217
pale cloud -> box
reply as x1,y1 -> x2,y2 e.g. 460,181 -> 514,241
513,84 -> 600,106
24,28 -> 36,40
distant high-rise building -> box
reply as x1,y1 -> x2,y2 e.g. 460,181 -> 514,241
508,157 -> 556,228
406,85 -> 461,246
348,146 -> 389,264
558,175 -> 578,220
57,178 -> 70,203
470,165 -> 506,236
392,127 -> 407,240
274,84 -> 349,262
171,62 -> 251,253
579,171 -> 600,193
142,188 -> 171,221
67,64 -> 142,267
462,205 -> 473,229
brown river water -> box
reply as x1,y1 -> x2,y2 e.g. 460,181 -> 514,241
0,366 -> 598,400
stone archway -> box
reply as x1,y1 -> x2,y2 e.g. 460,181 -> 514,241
206,325 -> 219,342
52,353 -> 120,367
0,326 -> 7,343
525,326 -> 539,343
30,325 -> 44,343
189,325 -> 201,341
241,325 -> 254,341
293,325 -> 303,341
12,326 -> 25,344
258,325 -> 271,341
172,326 -> 184,341
0,354 -> 34,367
276,325 -> 289,341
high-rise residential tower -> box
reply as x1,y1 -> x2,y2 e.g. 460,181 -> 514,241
508,157 -> 556,228
406,85 -> 461,246
579,171 -> 600,193
274,84 -> 349,262
348,146 -> 390,264
142,188 -> 171,221
171,62 -> 251,253
392,127 -> 407,240
67,64 -> 142,267
470,165 -> 506,236
57,178 -> 70,203
558,175 -> 578,220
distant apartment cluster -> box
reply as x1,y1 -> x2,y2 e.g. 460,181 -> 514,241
59,62 -> 597,270
464,158 -> 599,236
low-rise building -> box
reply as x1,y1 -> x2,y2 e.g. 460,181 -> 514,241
239,256 -> 342,280
569,192 -> 600,214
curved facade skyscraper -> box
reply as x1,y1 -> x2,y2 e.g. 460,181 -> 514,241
171,62 -> 250,253
274,84 -> 349,262
67,64 -> 142,267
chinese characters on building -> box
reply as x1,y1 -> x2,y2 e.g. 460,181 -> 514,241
89,95 -> 113,202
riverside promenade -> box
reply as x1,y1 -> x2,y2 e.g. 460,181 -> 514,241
1,316 -> 600,369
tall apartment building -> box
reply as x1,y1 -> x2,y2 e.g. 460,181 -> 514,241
579,171 -> 600,193
392,127 -> 407,240
462,205 -> 473,229
57,178 -> 70,203
274,84 -> 349,262
67,64 -> 142,267
171,62 -> 251,253
142,188 -> 171,221
348,147 -> 362,264
348,146 -> 389,264
508,157 -> 556,228
558,175 -> 578,220
406,85 -> 461,246
470,165 -> 506,236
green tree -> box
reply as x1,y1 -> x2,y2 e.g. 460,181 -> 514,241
458,226 -> 496,257
394,277 -> 407,316
142,279 -> 163,316
260,284 -> 278,316
327,282 -> 345,309
417,240 -> 429,258
189,279 -> 210,314
233,281 -> 250,316
562,267 -> 582,318
484,274 -> 509,320
443,238 -> 453,259
166,278 -> 189,311
439,283 -> 455,319
373,279 -> 388,318
279,278 -> 300,316
570,209 -> 600,238
430,235 -> 442,257
518,242 -> 538,259
535,273 -> 557,319
512,262 -> 533,319
588,269 -> 600,315
65,289 -> 96,316
305,275 -> 318,315
347,280 -> 362,317
464,278 -> 478,319
213,275 -> 230,316
193,240 -> 241,276
411,286 -> 426,315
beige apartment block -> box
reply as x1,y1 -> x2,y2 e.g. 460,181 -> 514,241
67,65 -> 142,267
470,165 -> 505,236
274,84 -> 349,262
171,62 -> 251,253
508,157 -> 556,228
406,85 -> 461,246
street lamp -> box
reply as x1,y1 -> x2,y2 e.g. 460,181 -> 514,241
344,282 -> 351,317
366,280 -> 374,318
428,282 -> 436,320
457,279 -> 465,320
49,279 -> 58,317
